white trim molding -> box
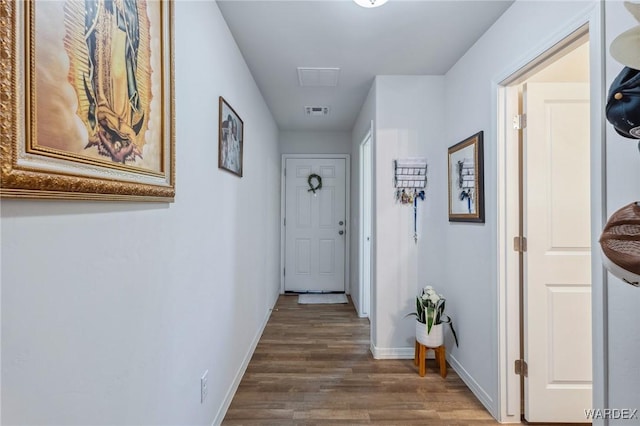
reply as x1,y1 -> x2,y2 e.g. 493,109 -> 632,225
370,344 -> 415,360
358,126 -> 373,319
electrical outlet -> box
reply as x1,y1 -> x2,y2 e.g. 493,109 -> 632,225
200,370 -> 208,403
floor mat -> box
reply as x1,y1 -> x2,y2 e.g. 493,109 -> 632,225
298,293 -> 348,304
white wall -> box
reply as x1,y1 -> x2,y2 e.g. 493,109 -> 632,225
280,130 -> 351,154
351,76 -> 446,355
371,76 -> 445,355
604,1 -> 640,418
1,2 -> 281,425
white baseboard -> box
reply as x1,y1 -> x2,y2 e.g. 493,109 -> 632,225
447,353 -> 497,420
212,298 -> 276,426
353,309 -> 369,319
369,343 -> 437,360
352,302 -> 369,319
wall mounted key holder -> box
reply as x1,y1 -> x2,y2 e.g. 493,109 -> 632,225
394,158 -> 427,243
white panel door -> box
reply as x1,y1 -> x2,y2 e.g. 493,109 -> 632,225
285,158 -> 346,292
523,82 -> 591,423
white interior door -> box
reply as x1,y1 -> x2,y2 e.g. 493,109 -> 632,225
523,82 -> 592,423
361,136 -> 372,316
284,158 -> 346,292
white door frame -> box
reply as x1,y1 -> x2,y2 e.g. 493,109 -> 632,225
280,154 -> 351,294
494,5 -> 607,423
359,130 -> 373,318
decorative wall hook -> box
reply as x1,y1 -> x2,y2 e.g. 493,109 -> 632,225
393,158 -> 427,243
394,158 -> 427,193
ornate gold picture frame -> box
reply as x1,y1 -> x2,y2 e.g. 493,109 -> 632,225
0,0 -> 175,201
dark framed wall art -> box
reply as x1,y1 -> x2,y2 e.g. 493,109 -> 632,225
218,97 -> 244,177
448,131 -> 485,223
0,0 -> 176,201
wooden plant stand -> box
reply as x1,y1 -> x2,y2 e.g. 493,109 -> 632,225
414,340 -> 447,378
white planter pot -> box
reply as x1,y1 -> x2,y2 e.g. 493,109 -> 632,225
415,321 -> 444,347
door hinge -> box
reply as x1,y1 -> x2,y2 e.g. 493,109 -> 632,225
515,359 -> 528,377
283,268 -> 286,276
513,236 -> 527,253
513,114 -> 527,130
284,168 -> 286,177
284,218 -> 286,226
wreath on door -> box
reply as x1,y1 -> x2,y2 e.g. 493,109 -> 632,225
307,174 -> 322,194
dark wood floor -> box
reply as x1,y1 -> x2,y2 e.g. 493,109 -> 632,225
222,294 -> 501,425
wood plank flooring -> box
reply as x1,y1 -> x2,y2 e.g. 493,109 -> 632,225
222,294 -> 501,425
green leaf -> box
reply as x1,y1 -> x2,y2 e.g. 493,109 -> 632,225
440,315 -> 459,347
426,308 -> 434,333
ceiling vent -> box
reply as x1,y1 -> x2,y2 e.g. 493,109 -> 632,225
305,106 -> 330,117
297,67 -> 340,87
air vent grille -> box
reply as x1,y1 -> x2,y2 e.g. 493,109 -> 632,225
305,106 -> 330,117
297,67 -> 340,87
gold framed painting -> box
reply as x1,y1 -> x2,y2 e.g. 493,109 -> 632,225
0,0 -> 175,201
448,131 -> 485,223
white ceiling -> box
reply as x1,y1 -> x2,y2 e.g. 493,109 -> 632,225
217,0 -> 514,132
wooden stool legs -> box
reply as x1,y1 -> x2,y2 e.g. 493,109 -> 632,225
435,345 -> 447,378
413,340 -> 447,378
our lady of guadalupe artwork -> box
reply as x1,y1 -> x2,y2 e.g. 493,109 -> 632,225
1,0 -> 173,200
33,0 -> 161,173
79,0 -> 147,163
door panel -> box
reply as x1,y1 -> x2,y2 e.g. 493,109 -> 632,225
285,158 -> 346,292
319,187 -> 335,228
548,286 -> 592,382
295,239 -> 311,275
296,187 -> 312,227
523,82 -> 591,423
318,239 -> 335,274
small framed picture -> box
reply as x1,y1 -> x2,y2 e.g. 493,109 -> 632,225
448,131 -> 485,223
218,97 -> 244,177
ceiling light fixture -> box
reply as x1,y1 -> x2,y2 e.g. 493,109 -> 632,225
353,0 -> 389,8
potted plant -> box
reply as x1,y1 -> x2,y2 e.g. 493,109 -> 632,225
407,286 -> 459,347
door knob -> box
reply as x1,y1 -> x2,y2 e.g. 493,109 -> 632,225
339,221 -> 344,226
339,230 -> 344,235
